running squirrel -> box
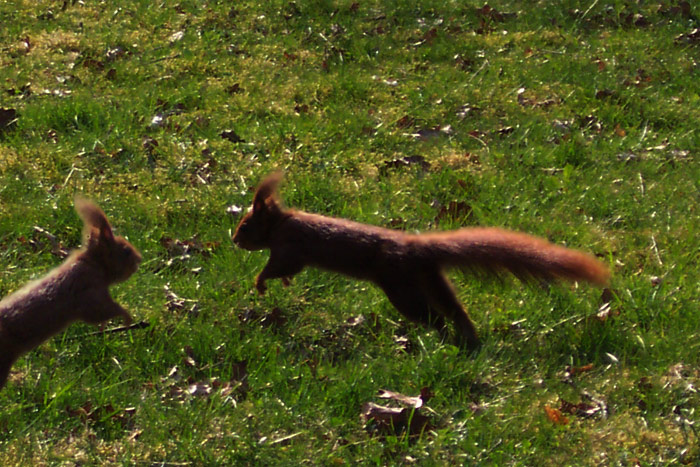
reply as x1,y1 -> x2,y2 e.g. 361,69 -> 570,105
0,198 -> 141,389
233,173 -> 609,350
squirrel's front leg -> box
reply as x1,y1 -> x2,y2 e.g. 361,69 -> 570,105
81,289 -> 133,326
0,355 -> 14,390
256,250 -> 304,295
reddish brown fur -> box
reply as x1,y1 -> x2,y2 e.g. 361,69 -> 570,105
0,199 -> 141,389
233,173 -> 610,350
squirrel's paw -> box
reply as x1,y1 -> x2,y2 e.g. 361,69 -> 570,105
121,311 -> 133,326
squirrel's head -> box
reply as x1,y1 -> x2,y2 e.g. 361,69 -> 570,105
233,172 -> 285,251
75,197 -> 142,284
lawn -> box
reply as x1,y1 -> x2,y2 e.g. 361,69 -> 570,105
1,0 -> 698,464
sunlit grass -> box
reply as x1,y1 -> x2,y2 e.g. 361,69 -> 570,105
0,0 -> 698,464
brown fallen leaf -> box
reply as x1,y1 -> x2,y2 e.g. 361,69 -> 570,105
220,129 -> 245,143
160,236 -> 220,257
164,284 -> 199,315
675,28 -> 700,45
187,382 -> 212,397
562,363 -> 594,383
363,386 -> 435,437
238,307 -> 287,330
559,392 -> 607,419
434,201 -> 473,224
379,155 -> 430,175
544,405 -> 569,425
0,107 -> 17,132
377,387 -> 432,409
362,402 -> 432,436
567,363 -> 594,376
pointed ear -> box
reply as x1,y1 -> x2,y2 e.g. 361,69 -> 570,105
75,197 -> 114,245
252,172 -> 283,214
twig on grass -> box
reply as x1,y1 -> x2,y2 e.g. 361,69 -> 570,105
67,320 -> 150,340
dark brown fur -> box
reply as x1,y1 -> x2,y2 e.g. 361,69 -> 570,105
0,198 -> 141,389
233,173 -> 610,350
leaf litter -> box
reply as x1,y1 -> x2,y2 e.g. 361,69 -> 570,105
362,387 -> 436,438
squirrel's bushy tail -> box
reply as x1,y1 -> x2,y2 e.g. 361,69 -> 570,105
410,228 -> 609,286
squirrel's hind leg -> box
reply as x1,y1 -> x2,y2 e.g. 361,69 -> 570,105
0,355 -> 13,390
376,275 -> 449,340
420,269 -> 480,351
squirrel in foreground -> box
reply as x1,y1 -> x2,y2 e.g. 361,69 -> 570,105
233,173 -> 610,350
0,199 -> 141,390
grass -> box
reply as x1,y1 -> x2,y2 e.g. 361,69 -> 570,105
1,0 -> 699,464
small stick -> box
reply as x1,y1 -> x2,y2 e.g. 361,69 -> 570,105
68,320 -> 150,340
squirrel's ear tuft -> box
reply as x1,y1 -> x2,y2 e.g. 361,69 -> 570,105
253,172 -> 283,213
75,197 -> 114,244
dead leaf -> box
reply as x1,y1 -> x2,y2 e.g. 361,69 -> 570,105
496,125 -> 514,136
454,54 -> 474,70
160,236 -> 220,257
435,201 -> 473,224
675,28 -> 700,44
594,302 -> 615,322
183,346 -> 197,368
595,89 -> 615,99
560,392 -> 607,419
105,46 -> 126,61
492,319 -> 527,338
614,124 -> 626,137
238,307 -> 286,329
544,405 -> 569,425
150,114 -> 166,129
32,226 -> 69,258
600,287 -> 614,304
563,363 -> 594,382
456,103 -> 480,119
396,115 -> 416,129
142,136 -> 158,154
377,388 -> 429,408
164,284 -> 199,314
659,1 -> 692,19
220,129 -> 245,143
411,125 -> 453,141
0,108 -> 18,132
475,4 -> 506,23
169,31 -> 185,43
667,149 -> 691,162
6,82 -> 32,98
345,315 -> 365,327
516,88 -> 558,108
260,307 -> 287,329
393,334 -> 413,352
621,13 -> 649,28
379,155 -> 430,175
593,57 -> 606,71
186,382 -> 212,396
226,83 -> 243,94
580,114 -> 602,132
362,402 -> 433,436
271,432 -> 303,445
413,27 -> 438,46
226,204 -> 243,216
66,401 -> 136,428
